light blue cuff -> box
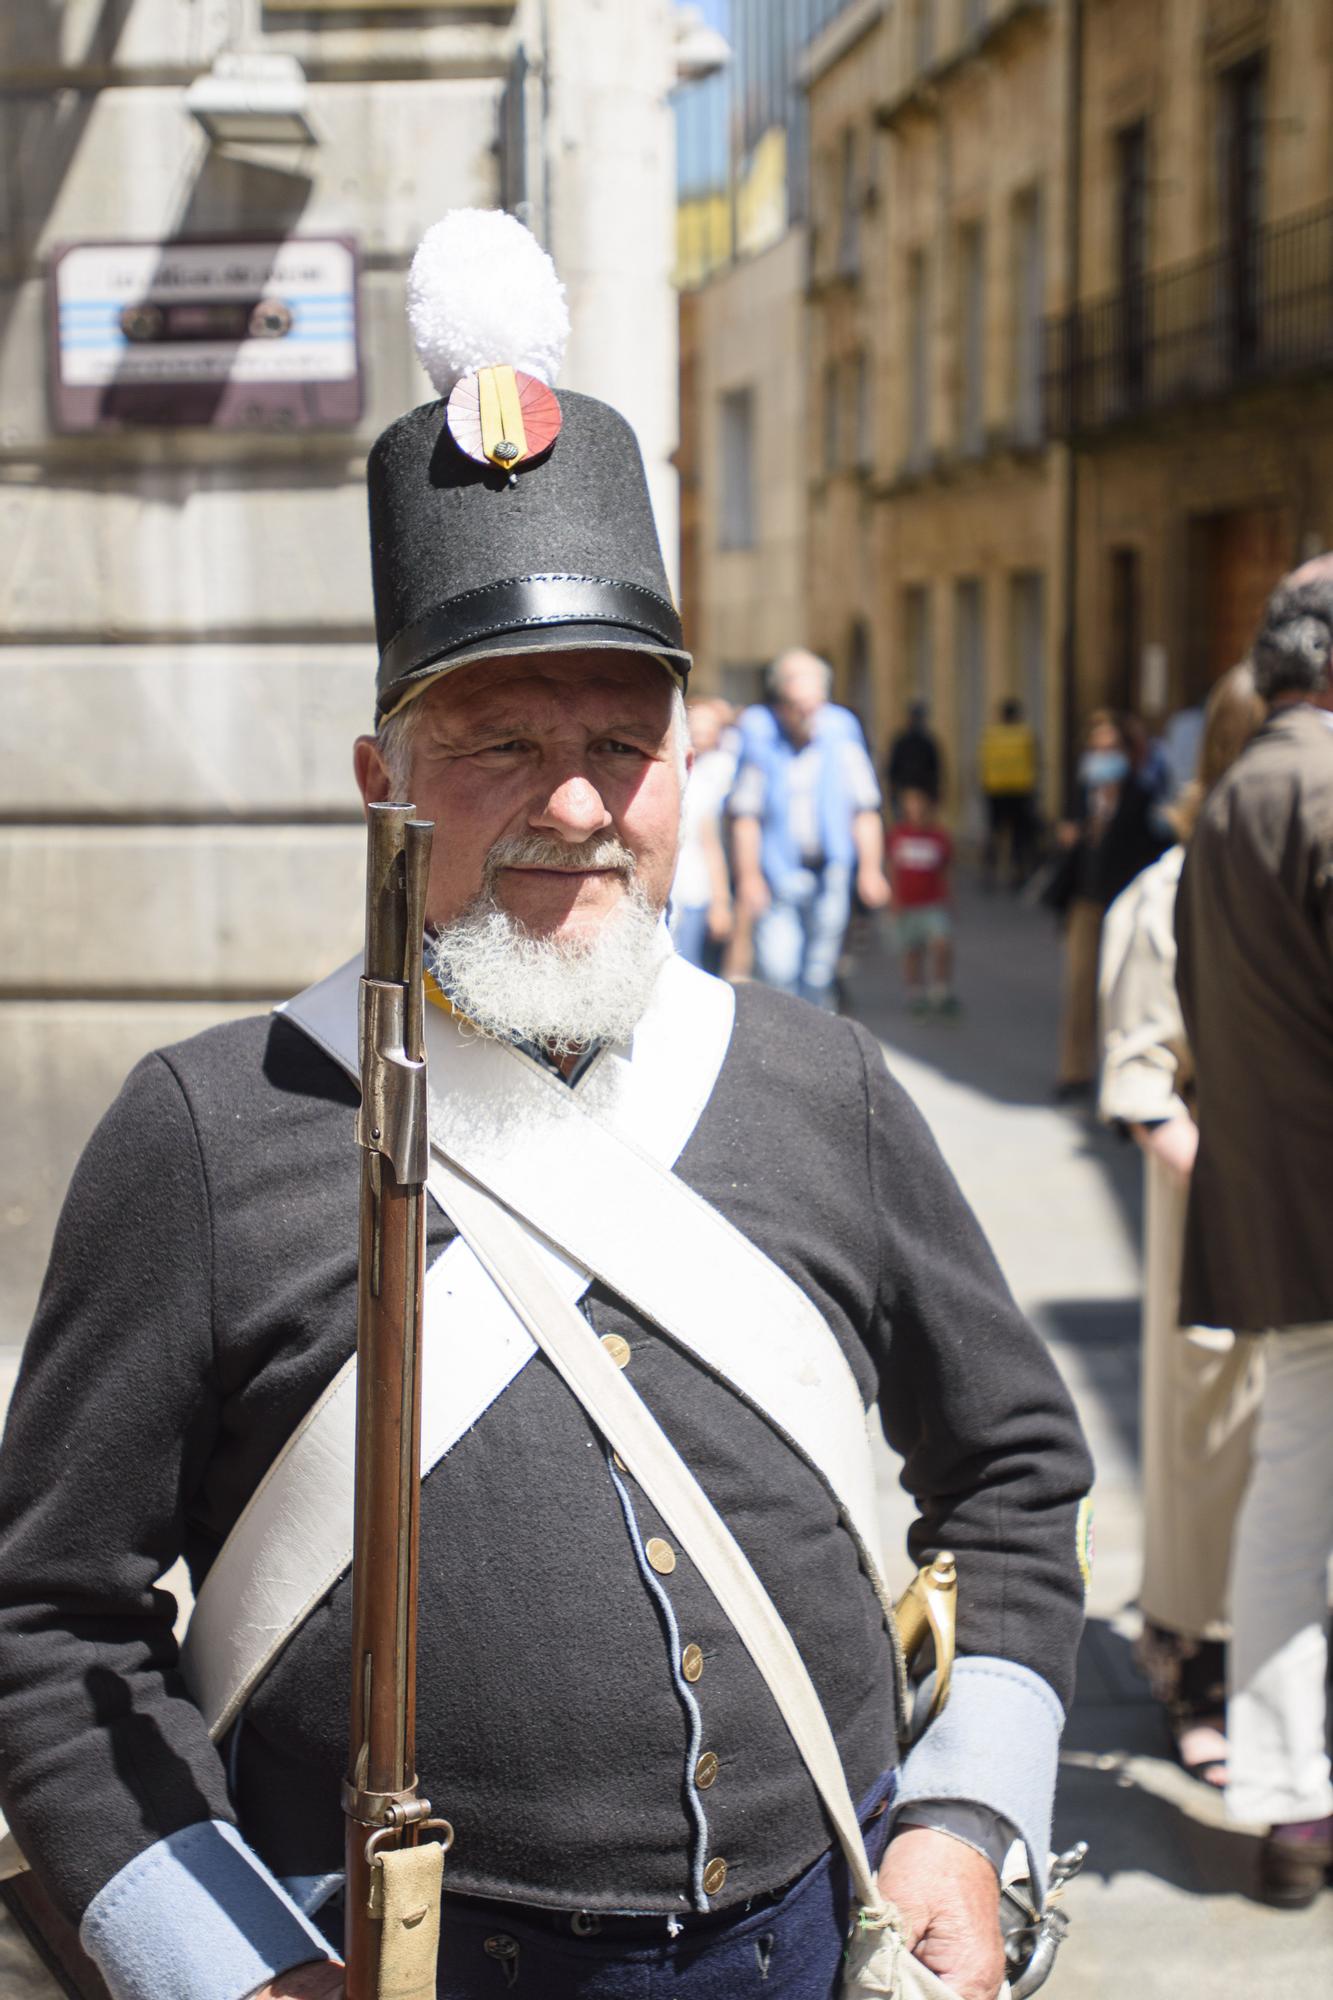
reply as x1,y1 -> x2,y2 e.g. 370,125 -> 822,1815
892,1656 -> 1065,1903
80,1819 -> 338,2000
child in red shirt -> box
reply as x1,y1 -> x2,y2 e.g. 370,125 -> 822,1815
886,787 -> 958,1015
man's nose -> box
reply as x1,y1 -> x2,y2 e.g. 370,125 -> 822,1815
530,771 -> 613,843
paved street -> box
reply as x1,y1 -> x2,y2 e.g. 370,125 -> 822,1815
2,883 -> 1331,1994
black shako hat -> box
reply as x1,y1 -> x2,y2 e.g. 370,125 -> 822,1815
368,209 -> 689,722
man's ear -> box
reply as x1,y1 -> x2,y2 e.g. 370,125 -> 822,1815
353,735 -> 394,812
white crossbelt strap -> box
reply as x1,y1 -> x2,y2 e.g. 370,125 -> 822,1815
182,952 -> 734,1738
182,949 -> 888,1739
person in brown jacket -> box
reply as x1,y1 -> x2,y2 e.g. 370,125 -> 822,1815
1175,556 -> 1333,1908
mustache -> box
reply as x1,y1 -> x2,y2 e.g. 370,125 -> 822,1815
482,834 -> 637,887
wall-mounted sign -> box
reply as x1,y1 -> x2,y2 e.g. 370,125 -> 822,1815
262,2 -> 514,9
49,236 -> 361,433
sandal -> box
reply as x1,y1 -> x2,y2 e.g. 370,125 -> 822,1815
1170,1711 -> 1228,1789
1135,1623 -> 1230,1787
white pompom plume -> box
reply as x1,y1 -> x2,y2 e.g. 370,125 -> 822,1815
406,209 -> 571,400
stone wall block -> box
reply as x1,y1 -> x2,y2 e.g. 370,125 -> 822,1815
0,470 -> 374,636
0,825 -> 364,994
0,645 -> 374,817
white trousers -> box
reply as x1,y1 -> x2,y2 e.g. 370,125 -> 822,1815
1226,1322 -> 1333,1827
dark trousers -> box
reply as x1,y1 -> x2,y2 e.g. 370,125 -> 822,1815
983,793 -> 1036,887
432,1774 -> 894,1997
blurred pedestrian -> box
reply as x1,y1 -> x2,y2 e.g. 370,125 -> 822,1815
1122,711 -> 1173,808
1098,664 -> 1266,1788
730,649 -> 890,1009
1160,699 -> 1205,801
886,699 -> 943,814
887,787 -> 957,1016
1176,556 -> 1333,1907
668,697 -> 735,973
979,697 -> 1039,891
1049,710 -> 1171,1100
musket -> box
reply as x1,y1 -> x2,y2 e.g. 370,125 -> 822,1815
343,802 -> 450,2000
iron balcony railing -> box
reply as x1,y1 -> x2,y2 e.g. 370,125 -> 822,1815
1043,197 -> 1333,439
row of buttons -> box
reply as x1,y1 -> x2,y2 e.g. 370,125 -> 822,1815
599,1330 -> 728,1902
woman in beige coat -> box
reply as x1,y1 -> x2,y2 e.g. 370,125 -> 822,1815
1098,665 -> 1266,1781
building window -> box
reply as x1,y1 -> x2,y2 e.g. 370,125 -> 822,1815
904,584 -> 933,705
907,249 -> 932,471
913,0 -> 935,73
1115,120 -> 1149,408
1219,53 -> 1266,366
847,618 -> 875,749
1109,546 -> 1142,713
1011,186 -> 1044,445
1008,571 -> 1046,738
958,222 -> 986,456
720,660 -> 767,710
718,387 -> 756,549
852,350 -> 872,472
838,127 -> 860,276
824,359 -> 841,473
954,577 -> 986,831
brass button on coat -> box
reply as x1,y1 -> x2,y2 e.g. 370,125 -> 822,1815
682,1643 -> 704,1683
703,1857 -> 728,1895
695,1750 -> 719,1789
645,1537 -> 676,1575
600,1333 -> 631,1368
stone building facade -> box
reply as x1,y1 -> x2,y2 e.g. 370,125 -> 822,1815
1055,0 -> 1333,720
807,0 -> 1073,818
685,227 -> 811,708
673,0 -> 850,704
0,0 -> 683,1360
803,0 -> 1333,812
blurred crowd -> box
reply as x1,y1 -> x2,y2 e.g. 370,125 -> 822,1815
1094,556 -> 1333,1912
674,561 -> 1333,1911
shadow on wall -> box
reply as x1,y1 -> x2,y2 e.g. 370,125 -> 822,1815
1,2 -> 137,351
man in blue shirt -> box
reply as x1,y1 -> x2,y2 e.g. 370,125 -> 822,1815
730,651 -> 890,1007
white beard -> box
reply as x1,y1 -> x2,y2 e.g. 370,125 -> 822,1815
430,840 -> 670,1057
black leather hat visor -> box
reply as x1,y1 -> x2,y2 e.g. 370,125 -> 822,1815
375,576 -> 690,721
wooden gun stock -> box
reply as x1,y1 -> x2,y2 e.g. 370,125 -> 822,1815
343,803 -> 449,2000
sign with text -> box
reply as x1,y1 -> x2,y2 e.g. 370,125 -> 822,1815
262,1 -> 514,9
50,236 -> 361,432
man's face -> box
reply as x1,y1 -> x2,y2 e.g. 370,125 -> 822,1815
355,651 -> 684,940
774,665 -> 826,745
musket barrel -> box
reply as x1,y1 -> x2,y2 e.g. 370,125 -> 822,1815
364,801 -> 415,983
344,801 -> 441,2000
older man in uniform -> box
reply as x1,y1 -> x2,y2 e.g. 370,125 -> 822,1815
0,216 -> 1090,2000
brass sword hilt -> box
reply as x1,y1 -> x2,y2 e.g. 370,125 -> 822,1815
893,1550 -> 958,1729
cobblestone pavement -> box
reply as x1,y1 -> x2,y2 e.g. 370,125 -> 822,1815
2,883 -> 1330,1995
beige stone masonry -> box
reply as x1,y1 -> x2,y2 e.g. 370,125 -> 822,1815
0,825 -> 363,996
